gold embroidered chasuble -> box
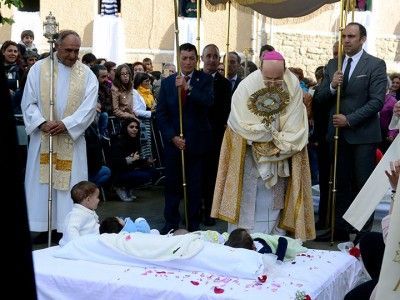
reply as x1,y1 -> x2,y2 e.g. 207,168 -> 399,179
211,69 -> 315,241
39,58 -> 88,190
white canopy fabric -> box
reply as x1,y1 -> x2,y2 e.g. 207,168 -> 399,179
92,15 -> 125,65
205,0 -> 339,18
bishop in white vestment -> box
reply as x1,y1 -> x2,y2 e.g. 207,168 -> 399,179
211,51 -> 315,240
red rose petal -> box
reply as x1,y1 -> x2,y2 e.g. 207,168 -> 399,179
214,287 -> 224,294
349,247 -> 361,258
191,281 -> 199,286
258,275 -> 267,283
305,295 -> 311,300
125,235 -> 131,241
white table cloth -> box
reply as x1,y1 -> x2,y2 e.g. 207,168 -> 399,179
33,246 -> 362,300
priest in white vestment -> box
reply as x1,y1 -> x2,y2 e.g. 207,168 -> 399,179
21,30 -> 98,235
211,51 -> 315,240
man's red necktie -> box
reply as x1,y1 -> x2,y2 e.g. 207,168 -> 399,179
180,76 -> 190,106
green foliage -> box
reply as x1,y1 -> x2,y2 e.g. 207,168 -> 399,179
0,0 -> 24,24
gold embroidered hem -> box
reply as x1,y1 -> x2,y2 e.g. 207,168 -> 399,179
39,57 -> 87,190
211,127 -> 246,223
278,147 -> 315,241
39,134 -> 74,190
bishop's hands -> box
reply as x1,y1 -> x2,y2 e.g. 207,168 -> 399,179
172,136 -> 186,150
39,120 -> 67,135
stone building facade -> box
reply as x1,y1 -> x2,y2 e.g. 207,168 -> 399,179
0,0 -> 399,78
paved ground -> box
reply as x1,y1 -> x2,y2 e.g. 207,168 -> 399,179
32,183 -> 382,250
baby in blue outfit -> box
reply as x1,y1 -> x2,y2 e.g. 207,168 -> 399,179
100,217 -> 159,234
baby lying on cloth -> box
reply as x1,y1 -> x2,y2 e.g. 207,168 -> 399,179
56,226 -> 306,279
174,228 -> 306,262
54,231 -> 279,280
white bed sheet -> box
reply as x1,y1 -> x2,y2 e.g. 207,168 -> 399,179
33,247 -> 362,300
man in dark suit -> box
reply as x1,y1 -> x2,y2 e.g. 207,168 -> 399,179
200,44 -> 232,226
225,51 -> 242,93
156,43 -> 214,233
314,22 -> 387,241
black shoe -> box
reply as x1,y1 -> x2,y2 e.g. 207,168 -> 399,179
315,230 -> 349,242
203,217 -> 216,226
160,224 -> 178,235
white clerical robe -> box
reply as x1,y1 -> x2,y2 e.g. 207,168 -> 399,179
21,59 -> 98,232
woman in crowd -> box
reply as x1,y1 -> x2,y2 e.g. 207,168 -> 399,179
111,118 -> 158,202
111,64 -> 138,120
379,78 -> 398,152
131,61 -> 145,78
1,40 -> 25,114
104,61 -> 117,86
133,72 -> 155,161
389,73 -> 400,101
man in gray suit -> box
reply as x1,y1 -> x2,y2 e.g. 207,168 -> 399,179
314,22 -> 387,242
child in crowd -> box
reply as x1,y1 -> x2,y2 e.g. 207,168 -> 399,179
59,181 -> 100,246
24,50 -> 39,69
19,30 -> 38,54
99,216 -> 159,234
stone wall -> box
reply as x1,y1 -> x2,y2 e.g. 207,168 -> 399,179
1,1 -> 399,75
376,37 -> 400,74
271,32 -> 400,80
269,33 -> 334,80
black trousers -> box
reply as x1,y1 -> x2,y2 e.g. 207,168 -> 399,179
163,151 -> 205,231
316,138 -> 331,227
331,139 -> 377,233
203,145 -> 221,219
359,232 -> 385,279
